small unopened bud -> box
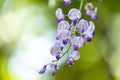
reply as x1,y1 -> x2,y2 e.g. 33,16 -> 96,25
64,0 -> 71,6
39,65 -> 47,74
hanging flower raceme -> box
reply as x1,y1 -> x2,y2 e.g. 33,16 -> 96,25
39,0 -> 102,76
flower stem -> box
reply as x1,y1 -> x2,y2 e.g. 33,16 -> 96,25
61,44 -> 72,58
79,0 -> 84,11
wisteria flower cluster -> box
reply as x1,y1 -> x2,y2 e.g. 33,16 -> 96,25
39,0 -> 102,76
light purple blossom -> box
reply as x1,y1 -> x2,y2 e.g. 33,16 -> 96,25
55,8 -> 64,23
85,3 -> 98,21
85,3 -> 94,11
78,19 -> 89,33
50,43 -> 61,59
58,20 -> 70,31
72,37 -> 85,50
50,63 -> 59,70
64,0 -> 71,6
57,30 -> 71,45
68,8 -> 81,20
82,21 -> 95,42
70,51 -> 80,60
67,51 -> 80,67
50,63 -> 58,76
86,10 -> 98,20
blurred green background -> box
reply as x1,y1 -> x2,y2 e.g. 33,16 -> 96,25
0,0 -> 120,80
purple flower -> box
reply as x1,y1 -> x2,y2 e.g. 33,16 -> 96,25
50,63 -> 58,76
85,3 -> 94,17
91,7 -> 98,20
72,37 -> 85,50
57,30 -> 71,45
70,51 -> 80,60
39,65 -> 47,74
86,37 -> 91,42
52,69 -> 56,76
85,10 -> 98,20
50,43 -> 61,59
67,51 -> 80,67
85,3 -> 98,20
64,0 -> 71,6
50,63 -> 59,69
50,63 -> 55,68
55,8 -> 64,23
58,20 -> 70,31
67,58 -> 73,67
85,3 -> 94,11
55,54 -> 60,60
68,8 -> 81,21
82,21 -> 95,42
85,5 -> 98,21
78,19 -> 89,33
